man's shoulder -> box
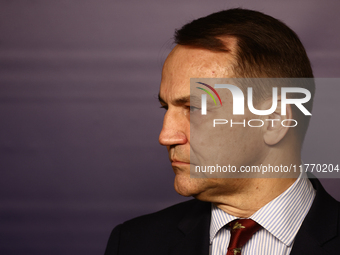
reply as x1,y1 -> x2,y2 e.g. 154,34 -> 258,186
291,177 -> 340,254
104,199 -> 211,255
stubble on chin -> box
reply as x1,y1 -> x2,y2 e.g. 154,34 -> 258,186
173,169 -> 211,198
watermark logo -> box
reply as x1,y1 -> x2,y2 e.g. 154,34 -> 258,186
199,83 -> 311,116
190,78 -> 340,179
196,82 -> 222,115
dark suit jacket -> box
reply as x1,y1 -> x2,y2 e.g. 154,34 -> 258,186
104,178 -> 340,255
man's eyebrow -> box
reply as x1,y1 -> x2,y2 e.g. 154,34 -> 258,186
158,94 -> 202,105
175,95 -> 202,105
174,96 -> 190,105
158,93 -> 191,105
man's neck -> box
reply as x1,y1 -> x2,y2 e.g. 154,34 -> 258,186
212,153 -> 302,218
212,176 -> 298,218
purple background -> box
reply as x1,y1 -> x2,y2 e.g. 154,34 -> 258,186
0,1 -> 339,254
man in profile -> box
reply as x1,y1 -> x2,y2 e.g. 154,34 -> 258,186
105,8 -> 340,255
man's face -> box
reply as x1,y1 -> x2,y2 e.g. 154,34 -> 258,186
158,45 -> 266,200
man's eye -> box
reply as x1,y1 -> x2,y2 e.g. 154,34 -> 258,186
189,106 -> 200,113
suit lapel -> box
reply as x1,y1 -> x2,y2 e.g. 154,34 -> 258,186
290,176 -> 339,255
169,200 -> 211,255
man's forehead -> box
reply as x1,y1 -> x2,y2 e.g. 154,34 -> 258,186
158,84 -> 190,104
159,45 -> 235,103
158,91 -> 202,106
164,45 -> 234,77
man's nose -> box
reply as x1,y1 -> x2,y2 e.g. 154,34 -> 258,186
159,111 -> 188,146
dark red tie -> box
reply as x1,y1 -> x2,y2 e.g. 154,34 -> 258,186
226,219 -> 262,255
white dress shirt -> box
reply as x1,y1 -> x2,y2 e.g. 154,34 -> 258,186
210,173 -> 316,255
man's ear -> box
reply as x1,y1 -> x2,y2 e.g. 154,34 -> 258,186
261,98 -> 293,146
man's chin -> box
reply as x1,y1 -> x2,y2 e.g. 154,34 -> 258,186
173,174 -> 206,197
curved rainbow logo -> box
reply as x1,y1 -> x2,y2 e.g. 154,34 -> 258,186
196,82 -> 223,106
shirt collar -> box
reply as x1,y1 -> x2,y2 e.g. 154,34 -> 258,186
210,203 -> 236,243
209,171 -> 316,246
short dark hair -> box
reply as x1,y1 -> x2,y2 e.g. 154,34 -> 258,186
174,8 -> 315,142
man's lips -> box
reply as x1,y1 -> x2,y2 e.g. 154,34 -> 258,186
171,159 -> 190,165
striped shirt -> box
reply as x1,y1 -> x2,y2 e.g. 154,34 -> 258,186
210,173 -> 316,255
